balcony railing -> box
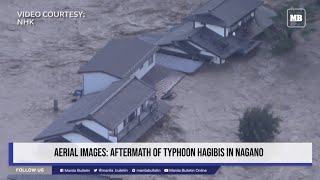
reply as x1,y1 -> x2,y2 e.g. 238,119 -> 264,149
117,101 -> 158,141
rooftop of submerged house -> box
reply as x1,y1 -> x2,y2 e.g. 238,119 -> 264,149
33,0 -> 277,144
79,37 -> 159,78
188,0 -> 264,27
34,77 -> 156,141
139,0 -> 275,62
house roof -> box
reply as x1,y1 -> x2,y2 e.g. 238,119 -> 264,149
156,22 -> 195,46
187,27 -> 241,59
186,27 -> 263,59
34,77 -> 156,141
141,64 -> 186,98
154,53 -> 203,74
78,37 -> 159,78
188,0 -> 263,27
186,13 -> 226,27
191,0 -> 225,15
92,78 -> 155,129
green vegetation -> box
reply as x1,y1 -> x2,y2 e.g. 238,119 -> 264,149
238,105 -> 282,142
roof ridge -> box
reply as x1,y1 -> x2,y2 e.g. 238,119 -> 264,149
209,0 -> 227,13
89,77 -> 135,115
137,78 -> 157,92
122,40 -> 158,78
188,27 -> 203,39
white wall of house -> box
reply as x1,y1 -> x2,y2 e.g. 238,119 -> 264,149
251,11 -> 255,17
76,120 -> 119,143
62,133 -> 93,142
194,21 -> 204,28
137,106 -> 141,116
117,122 -> 124,134
108,135 -> 117,142
130,54 -> 156,79
206,24 -> 225,37
83,72 -> 119,95
187,42 -> 224,64
210,56 -> 225,64
78,120 -> 110,139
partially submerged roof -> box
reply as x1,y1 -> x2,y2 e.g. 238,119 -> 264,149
156,22 -> 195,46
210,0 -> 263,26
92,78 -> 155,129
188,0 -> 263,27
187,27 -> 240,59
191,0 -> 225,15
79,37 -> 159,78
34,77 -> 156,141
186,13 -> 226,27
155,53 -> 203,74
142,64 -> 186,98
159,26 -> 260,59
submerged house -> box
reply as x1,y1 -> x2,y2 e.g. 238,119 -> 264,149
143,0 -> 275,65
34,37 -> 181,143
33,0 -> 276,144
34,77 -> 170,143
78,36 -> 185,98
78,37 -> 159,95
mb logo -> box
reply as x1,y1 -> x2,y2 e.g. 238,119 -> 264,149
287,8 -> 306,28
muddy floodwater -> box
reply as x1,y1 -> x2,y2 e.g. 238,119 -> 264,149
0,0 -> 319,180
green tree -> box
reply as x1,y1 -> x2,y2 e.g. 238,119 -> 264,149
238,105 -> 282,142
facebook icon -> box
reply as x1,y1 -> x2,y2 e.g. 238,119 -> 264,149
287,8 -> 306,28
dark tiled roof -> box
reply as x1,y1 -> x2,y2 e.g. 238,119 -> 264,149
79,37 -> 159,78
155,53 -> 203,74
186,13 -> 226,27
7,175 -> 111,180
189,0 -> 263,27
188,27 -> 241,59
191,0 -> 225,15
156,22 -> 195,45
93,78 -> 156,130
74,123 -> 111,142
34,78 -> 156,141
34,80 -> 127,141
44,136 -> 69,142
142,65 -> 185,98
210,0 -> 263,26
173,41 -> 201,57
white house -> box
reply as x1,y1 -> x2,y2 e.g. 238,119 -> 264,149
78,37 -> 159,95
188,0 -> 262,37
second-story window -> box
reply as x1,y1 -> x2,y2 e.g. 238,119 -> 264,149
128,111 -> 136,122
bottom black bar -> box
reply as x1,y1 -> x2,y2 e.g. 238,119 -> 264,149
52,166 -> 220,175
